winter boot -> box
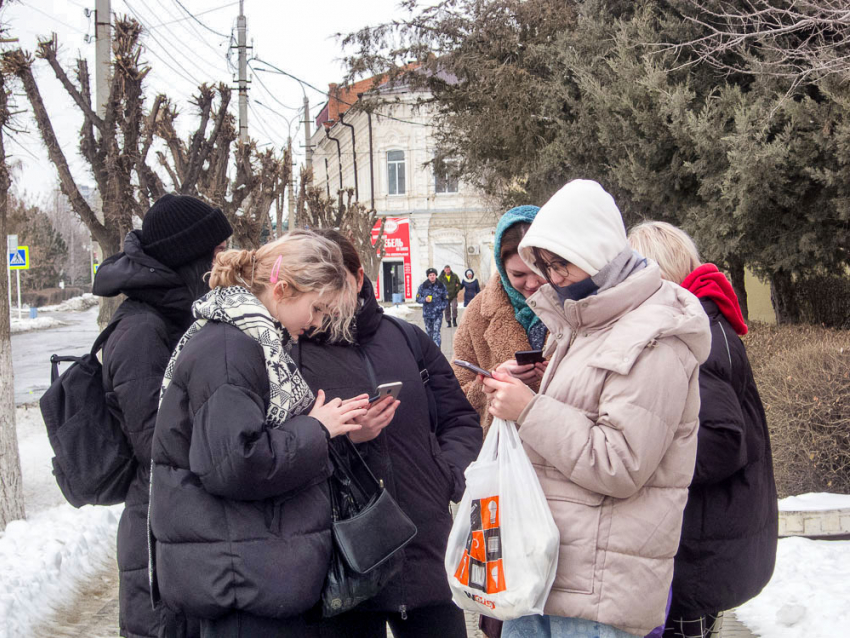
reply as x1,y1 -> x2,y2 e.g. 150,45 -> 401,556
452,318 -> 457,327
447,320 -> 452,328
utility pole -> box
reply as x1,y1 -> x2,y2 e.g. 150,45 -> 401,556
94,0 -> 111,233
303,95 -> 312,172
237,0 -> 248,143
287,137 -> 295,231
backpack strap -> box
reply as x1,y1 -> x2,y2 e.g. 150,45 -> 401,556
49,319 -> 122,384
383,314 -> 438,433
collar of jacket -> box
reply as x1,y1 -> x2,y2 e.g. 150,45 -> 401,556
527,263 -> 710,375
353,276 -> 383,343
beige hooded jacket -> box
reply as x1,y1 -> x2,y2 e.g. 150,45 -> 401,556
514,180 -> 711,636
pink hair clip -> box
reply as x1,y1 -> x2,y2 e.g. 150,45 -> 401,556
269,255 -> 283,284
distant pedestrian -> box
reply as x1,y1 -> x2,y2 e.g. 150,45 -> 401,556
460,268 -> 480,307
439,264 -> 462,327
416,267 -> 448,346
150,230 -> 368,638
93,193 -> 232,638
629,221 -> 778,638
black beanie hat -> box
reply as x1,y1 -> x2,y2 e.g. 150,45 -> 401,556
141,194 -> 233,269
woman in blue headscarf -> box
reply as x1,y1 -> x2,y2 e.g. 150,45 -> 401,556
452,205 -> 548,439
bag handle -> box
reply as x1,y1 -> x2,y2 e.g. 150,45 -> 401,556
328,437 -> 383,497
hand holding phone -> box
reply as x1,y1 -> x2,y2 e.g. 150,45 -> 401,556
368,381 -> 403,404
515,349 -> 545,365
426,295 -> 433,303
453,359 -> 493,378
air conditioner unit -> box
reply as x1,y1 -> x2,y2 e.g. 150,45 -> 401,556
467,245 -> 480,255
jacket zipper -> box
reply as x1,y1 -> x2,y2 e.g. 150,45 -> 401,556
399,604 -> 408,620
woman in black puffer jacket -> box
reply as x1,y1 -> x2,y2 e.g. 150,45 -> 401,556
150,231 -> 368,638
629,222 -> 778,638
95,194 -> 232,638
296,230 -> 482,638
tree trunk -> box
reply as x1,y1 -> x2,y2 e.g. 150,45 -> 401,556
728,258 -> 749,322
0,75 -> 26,527
769,269 -> 800,324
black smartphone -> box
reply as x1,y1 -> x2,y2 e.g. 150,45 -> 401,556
368,381 -> 403,403
453,359 -> 493,378
515,349 -> 545,366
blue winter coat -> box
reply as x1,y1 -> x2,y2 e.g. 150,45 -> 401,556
416,280 -> 448,320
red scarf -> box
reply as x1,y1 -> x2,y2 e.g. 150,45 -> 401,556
681,263 -> 748,335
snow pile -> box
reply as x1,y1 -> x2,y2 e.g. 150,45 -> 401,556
10,316 -> 67,334
779,492 -> 850,511
0,504 -> 121,638
735,536 -> 850,637
38,293 -> 98,313
383,304 -> 414,318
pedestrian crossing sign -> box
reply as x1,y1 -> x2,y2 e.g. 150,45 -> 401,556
8,246 -> 29,270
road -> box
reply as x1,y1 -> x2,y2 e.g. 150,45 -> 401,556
10,306 -> 100,405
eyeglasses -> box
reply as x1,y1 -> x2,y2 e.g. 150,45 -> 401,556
537,257 -> 572,278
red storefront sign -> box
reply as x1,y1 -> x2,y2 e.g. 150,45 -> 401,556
371,217 -> 412,300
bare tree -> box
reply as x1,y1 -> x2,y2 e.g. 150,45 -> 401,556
0,64 -> 26,528
677,0 -> 850,86
297,173 -> 386,282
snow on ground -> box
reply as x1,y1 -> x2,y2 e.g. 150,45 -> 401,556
383,304 -> 414,318
779,492 -> 850,511
10,316 -> 67,335
0,405 -> 122,638
735,536 -> 850,637
37,293 -> 99,313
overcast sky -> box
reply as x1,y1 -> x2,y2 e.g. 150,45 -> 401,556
2,0 -> 412,202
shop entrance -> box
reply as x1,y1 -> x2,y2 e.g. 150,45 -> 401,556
382,261 -> 405,302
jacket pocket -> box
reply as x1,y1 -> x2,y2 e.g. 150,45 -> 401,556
536,464 -> 603,595
429,433 -> 455,502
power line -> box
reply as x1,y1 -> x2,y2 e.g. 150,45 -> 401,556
247,61 -> 301,112
251,57 -> 434,128
172,0 -> 230,38
150,1 -> 237,29
27,4 -> 87,35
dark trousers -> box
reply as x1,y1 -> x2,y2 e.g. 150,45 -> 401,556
200,612 -> 319,638
444,298 -> 458,322
318,603 -> 467,638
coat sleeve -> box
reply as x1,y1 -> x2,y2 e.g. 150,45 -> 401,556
106,319 -> 172,468
690,333 -> 748,485
517,341 -> 693,499
415,283 -> 427,304
451,303 -> 488,419
187,338 -> 329,501
417,326 -> 482,501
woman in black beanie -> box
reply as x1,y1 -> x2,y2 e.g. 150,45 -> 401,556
93,193 -> 232,638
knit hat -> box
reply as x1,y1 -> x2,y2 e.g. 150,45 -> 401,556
493,205 -> 541,332
519,180 -> 627,277
141,194 -> 233,269
426,267 -> 438,276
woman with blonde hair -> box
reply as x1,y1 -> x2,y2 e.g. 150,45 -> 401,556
150,230 -> 370,638
628,221 -> 777,638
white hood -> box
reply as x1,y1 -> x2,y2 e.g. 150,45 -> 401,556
519,179 -> 628,277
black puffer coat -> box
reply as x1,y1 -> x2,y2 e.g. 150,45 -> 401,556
94,231 -> 198,638
296,278 -> 482,615
150,318 -> 333,622
671,299 -> 778,617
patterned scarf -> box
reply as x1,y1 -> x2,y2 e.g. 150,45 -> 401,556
160,286 -> 314,427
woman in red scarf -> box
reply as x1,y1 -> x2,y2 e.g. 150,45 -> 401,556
628,222 -> 778,638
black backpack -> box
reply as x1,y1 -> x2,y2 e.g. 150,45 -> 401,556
39,320 -> 138,508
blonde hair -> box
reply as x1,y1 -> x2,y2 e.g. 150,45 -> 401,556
209,230 -> 356,341
627,221 -> 702,284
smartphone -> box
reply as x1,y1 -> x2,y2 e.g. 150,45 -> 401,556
453,359 -> 493,378
369,381 -> 403,404
515,349 -> 545,366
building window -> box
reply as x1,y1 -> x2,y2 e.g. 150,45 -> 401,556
434,157 -> 459,194
387,150 -> 406,195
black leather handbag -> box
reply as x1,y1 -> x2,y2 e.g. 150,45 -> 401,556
322,437 -> 418,617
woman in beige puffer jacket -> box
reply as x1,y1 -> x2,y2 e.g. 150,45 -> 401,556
481,180 -> 711,638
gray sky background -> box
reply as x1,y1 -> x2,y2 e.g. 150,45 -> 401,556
2,0 -> 413,202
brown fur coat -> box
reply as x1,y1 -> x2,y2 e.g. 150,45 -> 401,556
452,273 -> 543,435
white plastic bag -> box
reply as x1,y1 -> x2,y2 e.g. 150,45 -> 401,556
444,418 -> 560,620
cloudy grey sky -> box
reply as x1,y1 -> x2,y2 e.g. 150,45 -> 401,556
2,0 -> 412,200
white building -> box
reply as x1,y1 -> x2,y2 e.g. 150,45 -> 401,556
310,77 -> 498,302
